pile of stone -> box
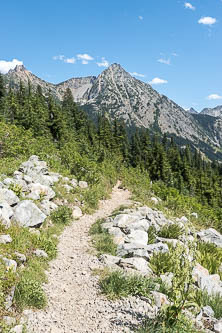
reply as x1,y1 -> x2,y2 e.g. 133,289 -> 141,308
99,206 -> 222,332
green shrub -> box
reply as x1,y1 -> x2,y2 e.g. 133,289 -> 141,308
90,218 -> 117,256
15,277 -> 46,309
149,246 -> 175,275
158,224 -> 183,239
100,270 -> 157,299
194,290 -> 222,319
36,235 -> 57,260
148,226 -> 157,244
197,242 -> 222,279
51,206 -> 72,226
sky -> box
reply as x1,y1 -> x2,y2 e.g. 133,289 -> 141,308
0,0 -> 222,111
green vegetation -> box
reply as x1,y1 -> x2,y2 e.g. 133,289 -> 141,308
99,270 -> 157,300
158,224 -> 184,239
51,206 -> 72,226
195,290 -> 222,319
197,242 -> 222,279
89,218 -> 117,256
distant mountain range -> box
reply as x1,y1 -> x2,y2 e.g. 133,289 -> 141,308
3,64 -> 222,160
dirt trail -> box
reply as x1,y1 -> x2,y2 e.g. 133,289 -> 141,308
27,182 -> 135,333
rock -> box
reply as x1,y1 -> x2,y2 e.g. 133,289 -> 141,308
0,201 -> 14,228
146,242 -> 169,255
23,175 -> 33,184
151,197 -> 159,204
191,212 -> 198,219
202,305 -> 215,318
14,252 -> 26,263
101,222 -> 114,231
125,229 -> 148,246
28,183 -> 55,200
79,181 -> 88,189
40,200 -> 58,216
214,320 -> 222,333
0,234 -> 12,244
2,258 -> 17,272
3,316 -> 16,326
151,291 -> 170,308
99,254 -> 121,267
63,184 -> 73,193
160,272 -> 174,288
13,200 -> 46,227
0,189 -> 19,206
197,228 -> 222,248
13,171 -> 23,180
72,206 -> 83,219
176,216 -> 188,223
3,178 -> 15,186
70,179 -> 78,187
5,286 -> 15,310
117,243 -> 149,259
118,257 -> 152,275
113,214 -> 142,228
193,265 -> 222,296
33,249 -> 48,258
157,237 -> 183,248
127,219 -> 150,232
9,325 -> 23,333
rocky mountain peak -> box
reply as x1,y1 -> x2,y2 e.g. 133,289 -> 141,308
10,64 -> 27,73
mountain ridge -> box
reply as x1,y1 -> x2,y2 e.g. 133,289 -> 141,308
3,63 -> 222,159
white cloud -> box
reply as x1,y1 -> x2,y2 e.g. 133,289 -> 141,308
77,54 -> 94,64
96,57 -> 109,67
149,77 -> 168,85
138,16 -> 143,20
172,52 -> 178,57
198,16 -> 217,26
53,55 -> 65,61
130,72 -> 146,78
64,57 -> 76,64
207,94 -> 222,100
158,58 -> 171,65
0,58 -> 23,74
184,2 -> 195,10
53,55 -> 76,64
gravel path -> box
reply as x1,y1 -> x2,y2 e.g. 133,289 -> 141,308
26,182 -> 152,333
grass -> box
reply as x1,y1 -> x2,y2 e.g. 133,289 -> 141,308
196,241 -> 222,279
137,314 -> 203,333
157,224 -> 184,240
99,270 -> 158,300
89,218 -> 117,256
149,244 -> 175,276
194,290 -> 222,319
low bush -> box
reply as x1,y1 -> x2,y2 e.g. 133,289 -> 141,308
100,270 -> 157,300
158,224 -> 183,239
15,276 -> 46,309
194,290 -> 222,319
197,242 -> 222,279
51,206 -> 72,226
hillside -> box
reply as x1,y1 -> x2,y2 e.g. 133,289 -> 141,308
4,64 -> 222,160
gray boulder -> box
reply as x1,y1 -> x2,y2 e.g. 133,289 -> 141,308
9,325 -> 24,333
39,200 -> 58,216
13,200 -> 46,227
202,305 -> 215,318
214,320 -> 222,333
28,183 -> 55,200
33,249 -> 48,258
197,228 -> 222,248
117,243 -> 149,259
3,258 -> 17,272
79,181 -> 88,189
127,219 -> 150,232
146,242 -> 169,255
151,291 -> 170,308
99,254 -> 121,267
113,214 -> 142,228
125,229 -> 148,246
0,189 -> 19,206
0,201 -> 14,228
118,257 -> 152,275
72,206 -> 83,219
0,234 -> 12,244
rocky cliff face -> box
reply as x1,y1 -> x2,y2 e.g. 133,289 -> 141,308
4,64 -> 222,157
201,105 -> 222,118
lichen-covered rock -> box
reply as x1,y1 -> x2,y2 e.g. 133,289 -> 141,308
13,200 -> 46,227
0,189 -> 19,206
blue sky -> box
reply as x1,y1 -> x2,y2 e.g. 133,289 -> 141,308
0,0 -> 222,111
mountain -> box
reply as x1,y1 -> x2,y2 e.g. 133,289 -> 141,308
188,107 -> 198,114
3,63 -> 222,159
4,65 -> 96,102
200,105 -> 222,118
